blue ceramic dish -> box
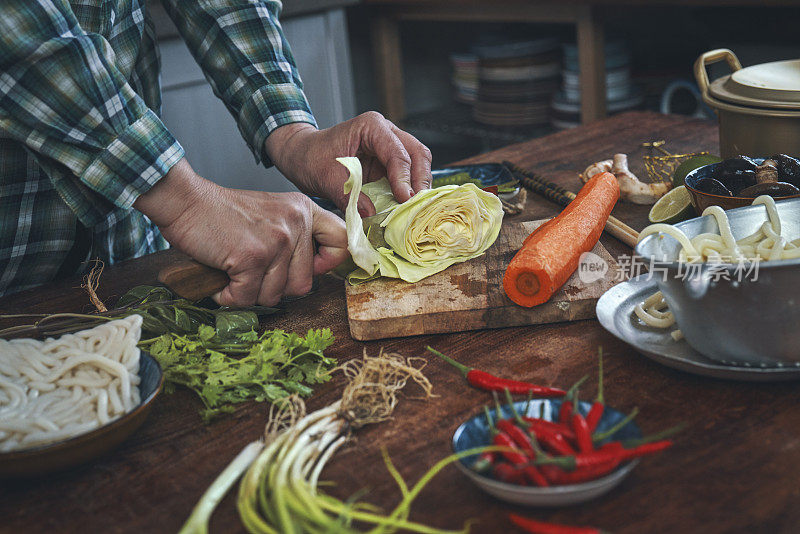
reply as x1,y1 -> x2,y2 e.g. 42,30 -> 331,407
0,350 -> 164,478
452,399 -> 641,506
431,163 -> 515,188
312,163 -> 519,212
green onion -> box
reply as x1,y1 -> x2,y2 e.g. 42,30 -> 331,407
183,350 -> 477,533
179,440 -> 265,534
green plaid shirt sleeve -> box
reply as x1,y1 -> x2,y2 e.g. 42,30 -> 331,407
0,0 -> 318,296
0,0 -> 185,227
161,0 -> 317,165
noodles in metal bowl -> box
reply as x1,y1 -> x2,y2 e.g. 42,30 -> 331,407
635,196 -> 800,366
0,316 -> 164,477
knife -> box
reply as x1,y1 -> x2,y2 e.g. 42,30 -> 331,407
159,209 -> 389,300
157,259 -> 229,301
158,259 -> 318,302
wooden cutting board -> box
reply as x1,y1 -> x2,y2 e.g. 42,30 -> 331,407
346,220 -> 622,340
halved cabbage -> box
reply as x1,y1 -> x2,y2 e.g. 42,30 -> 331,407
338,157 -> 504,284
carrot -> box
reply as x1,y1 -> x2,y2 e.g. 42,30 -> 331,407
503,172 -> 619,307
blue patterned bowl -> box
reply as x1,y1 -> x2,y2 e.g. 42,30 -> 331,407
452,399 -> 641,506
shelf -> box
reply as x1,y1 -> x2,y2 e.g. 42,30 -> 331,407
401,103 -> 557,148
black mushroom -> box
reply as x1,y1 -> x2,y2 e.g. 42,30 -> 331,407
739,181 -> 800,198
755,159 -> 779,183
714,156 -> 758,195
695,177 -> 733,197
716,155 -> 759,173
770,154 -> 800,187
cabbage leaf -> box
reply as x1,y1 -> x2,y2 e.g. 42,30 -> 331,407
337,157 -> 503,284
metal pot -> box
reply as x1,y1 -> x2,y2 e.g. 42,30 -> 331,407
694,49 -> 800,158
635,197 -> 800,367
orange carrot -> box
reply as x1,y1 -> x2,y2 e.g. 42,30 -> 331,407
503,172 -> 619,307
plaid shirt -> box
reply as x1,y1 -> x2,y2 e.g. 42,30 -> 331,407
0,0 -> 316,297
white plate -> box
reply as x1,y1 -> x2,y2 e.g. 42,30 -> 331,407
596,276 -> 800,381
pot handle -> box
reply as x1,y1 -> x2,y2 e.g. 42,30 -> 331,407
694,49 -> 742,101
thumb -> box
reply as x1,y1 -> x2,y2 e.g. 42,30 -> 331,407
311,203 -> 349,275
337,179 -> 376,217
213,268 -> 262,307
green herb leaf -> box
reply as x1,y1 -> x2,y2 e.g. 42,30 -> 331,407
145,327 -> 336,421
214,311 -> 259,339
117,285 -> 174,307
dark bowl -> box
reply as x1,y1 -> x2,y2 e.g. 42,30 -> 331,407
0,351 -> 164,478
684,159 -> 800,214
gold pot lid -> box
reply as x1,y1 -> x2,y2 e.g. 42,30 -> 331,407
709,59 -> 800,110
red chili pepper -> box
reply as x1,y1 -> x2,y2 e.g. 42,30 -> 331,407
585,348 -> 605,433
620,422 -> 687,448
471,451 -> 495,473
484,406 -> 529,465
597,441 -> 624,454
523,418 -> 576,441
508,513 -> 602,534
501,389 -> 557,461
536,440 -> 674,471
427,347 -> 565,397
571,412 -> 594,453
625,440 -> 674,457
558,402 -> 573,425
531,426 -> 576,456
522,465 -> 550,487
481,185 -> 500,195
550,458 -> 621,485
494,431 -> 530,465
558,375 -> 588,424
538,465 -> 565,484
497,418 -> 536,457
494,463 -> 527,485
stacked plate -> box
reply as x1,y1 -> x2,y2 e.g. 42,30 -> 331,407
471,38 -> 561,127
450,53 -> 479,103
551,41 -> 644,129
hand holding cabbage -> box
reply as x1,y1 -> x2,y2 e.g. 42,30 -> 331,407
339,157 -> 504,283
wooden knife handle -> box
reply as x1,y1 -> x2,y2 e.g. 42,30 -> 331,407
157,260 -> 229,301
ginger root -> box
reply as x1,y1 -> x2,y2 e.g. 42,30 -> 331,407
581,153 -> 671,205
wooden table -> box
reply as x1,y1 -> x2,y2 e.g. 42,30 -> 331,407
4,112 -> 800,533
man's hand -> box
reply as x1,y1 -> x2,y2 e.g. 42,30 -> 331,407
133,159 -> 348,306
265,112 -> 433,217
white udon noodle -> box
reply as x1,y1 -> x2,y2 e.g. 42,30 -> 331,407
0,315 -> 142,452
634,196 -> 799,340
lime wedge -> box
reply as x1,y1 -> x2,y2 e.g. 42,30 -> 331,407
649,186 -> 695,224
672,155 -> 722,187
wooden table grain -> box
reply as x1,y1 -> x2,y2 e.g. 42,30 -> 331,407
3,112 -> 799,534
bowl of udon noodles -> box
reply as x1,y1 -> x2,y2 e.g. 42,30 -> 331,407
634,195 -> 800,366
0,315 -> 163,477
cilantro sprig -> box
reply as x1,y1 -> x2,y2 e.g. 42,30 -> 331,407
143,325 -> 336,421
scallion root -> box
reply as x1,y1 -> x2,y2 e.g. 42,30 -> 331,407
235,349 -> 459,533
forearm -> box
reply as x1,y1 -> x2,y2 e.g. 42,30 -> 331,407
263,122 -> 317,179
133,158 -> 213,229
